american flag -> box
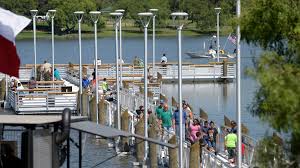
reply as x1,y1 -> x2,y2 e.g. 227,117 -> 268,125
228,35 -> 237,45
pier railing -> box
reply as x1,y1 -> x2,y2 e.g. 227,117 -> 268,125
8,89 -> 77,114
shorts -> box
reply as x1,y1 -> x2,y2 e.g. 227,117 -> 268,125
227,147 -> 236,159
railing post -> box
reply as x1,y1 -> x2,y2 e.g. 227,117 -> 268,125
121,109 -> 129,152
46,93 -> 49,111
168,135 -> 178,168
135,118 -> 145,163
190,141 -> 200,168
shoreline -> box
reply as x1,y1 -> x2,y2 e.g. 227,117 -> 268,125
17,27 -> 232,40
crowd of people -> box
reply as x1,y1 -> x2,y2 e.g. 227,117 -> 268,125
135,99 -> 240,165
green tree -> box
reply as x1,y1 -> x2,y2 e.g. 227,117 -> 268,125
0,0 -> 37,16
47,0 -> 96,34
241,0 -> 300,166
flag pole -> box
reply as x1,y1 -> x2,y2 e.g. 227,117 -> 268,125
236,0 -> 242,167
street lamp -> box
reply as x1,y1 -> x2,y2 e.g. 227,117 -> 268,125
236,0 -> 242,167
115,9 -> 125,87
48,9 -> 56,85
215,7 -> 221,62
149,9 -> 158,76
90,11 -> 101,123
74,11 -> 84,115
110,12 -> 123,130
30,9 -> 38,79
171,11 -> 188,168
138,12 -> 153,162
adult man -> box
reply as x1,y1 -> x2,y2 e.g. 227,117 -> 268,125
155,100 -> 164,118
41,60 -> 51,73
28,77 -> 36,93
225,129 -> 237,164
159,104 -> 172,139
172,106 -> 187,140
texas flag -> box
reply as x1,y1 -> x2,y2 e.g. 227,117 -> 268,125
0,7 -> 31,77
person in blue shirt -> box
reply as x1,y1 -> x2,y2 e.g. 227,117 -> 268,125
54,68 -> 61,80
82,75 -> 90,89
172,106 -> 187,140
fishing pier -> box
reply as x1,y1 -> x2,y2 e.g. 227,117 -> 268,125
0,61 -> 255,168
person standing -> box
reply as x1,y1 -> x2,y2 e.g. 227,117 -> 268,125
82,75 -> 90,89
101,78 -> 109,93
159,104 -> 172,140
172,105 -> 187,140
225,129 -> 237,164
54,68 -> 61,80
155,100 -> 164,118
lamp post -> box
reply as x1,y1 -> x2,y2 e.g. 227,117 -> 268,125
48,10 -> 56,85
215,7 -> 221,62
138,12 -> 153,162
74,11 -> 84,115
171,12 -> 188,168
115,9 -> 124,88
149,9 -> 158,76
30,9 -> 38,79
236,0 -> 242,167
110,12 -> 123,130
90,11 -> 101,123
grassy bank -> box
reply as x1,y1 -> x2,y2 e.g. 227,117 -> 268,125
17,21 -> 233,40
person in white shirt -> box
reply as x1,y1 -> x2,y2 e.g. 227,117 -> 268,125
161,53 -> 167,67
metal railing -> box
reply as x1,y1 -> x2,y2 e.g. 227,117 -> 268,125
8,89 -> 77,114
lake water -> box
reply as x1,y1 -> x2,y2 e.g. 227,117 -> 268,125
16,35 -> 269,167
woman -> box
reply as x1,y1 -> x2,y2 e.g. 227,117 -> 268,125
188,119 -> 201,143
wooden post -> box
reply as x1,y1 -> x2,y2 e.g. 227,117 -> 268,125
99,98 -> 106,125
0,78 -> 5,101
199,108 -> 208,121
135,118 -> 145,163
189,141 -> 200,168
168,135 -> 178,168
89,96 -> 96,122
81,89 -> 89,116
223,59 -> 228,77
149,125 -> 158,168
121,109 -> 129,152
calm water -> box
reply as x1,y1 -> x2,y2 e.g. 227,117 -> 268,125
16,36 -> 269,167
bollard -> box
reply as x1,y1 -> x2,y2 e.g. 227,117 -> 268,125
89,96 -> 96,122
149,125 -> 158,168
81,89 -> 89,116
99,98 -> 106,125
0,78 -> 5,101
168,135 -> 178,168
135,118 -> 145,163
189,141 -> 200,168
199,108 -> 208,121
223,59 -> 228,77
121,109 -> 129,151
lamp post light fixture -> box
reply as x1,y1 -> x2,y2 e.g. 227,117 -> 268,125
74,11 -> 84,115
30,9 -> 38,79
215,7 -> 221,62
115,9 -> 125,88
138,12 -> 153,161
90,11 -> 101,123
149,9 -> 158,76
171,11 -> 188,168
47,9 -> 56,85
110,12 -> 123,131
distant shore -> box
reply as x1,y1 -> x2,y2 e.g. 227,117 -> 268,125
17,26 -> 232,40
